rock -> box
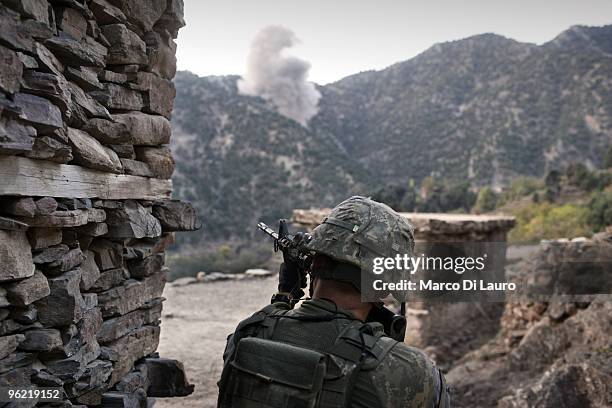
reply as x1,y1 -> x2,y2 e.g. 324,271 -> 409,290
99,69 -> 127,84
4,0 -> 50,24
0,6 -> 34,52
0,366 -> 32,388
75,222 -> 108,237
13,92 -> 63,133
21,70 -> 71,116
105,201 -> 161,239
113,112 -> 170,146
19,328 -> 63,351
0,216 -> 30,231
23,17 -> 54,40
0,230 -> 34,282
44,34 -> 108,67
135,146 -> 175,179
36,269 -> 85,327
34,42 -> 64,76
33,244 -> 70,264
90,267 -> 129,292
156,0 -> 185,37
67,127 -> 123,173
91,83 -> 144,111
89,0 -> 127,24
0,334 -> 25,360
44,248 -> 85,275
68,81 -> 112,119
101,24 -> 147,65
143,358 -> 194,397
152,200 -> 199,231
32,370 -> 64,387
101,390 -> 147,408
127,253 -> 163,278
171,277 -> 196,287
6,270 -> 50,306
244,268 -> 273,277
0,44 -> 22,94
97,301 -> 162,344
134,71 -> 175,118
97,272 -> 166,317
22,209 -> 105,228
0,351 -> 36,373
89,239 -> 123,271
64,66 -> 104,91
120,159 -> 153,177
35,197 -> 59,215
27,228 -> 63,250
0,116 -> 36,154
10,305 -> 37,324
0,197 -> 37,217
144,30 -> 177,79
80,251 -> 101,291
103,325 -> 160,385
17,51 -> 38,69
108,144 -> 135,159
25,136 -> 74,163
82,117 -> 131,144
108,0 -> 166,31
55,7 -> 87,40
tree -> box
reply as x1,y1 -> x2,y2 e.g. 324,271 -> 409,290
604,146 -> 612,169
586,191 -> 612,232
473,187 -> 498,213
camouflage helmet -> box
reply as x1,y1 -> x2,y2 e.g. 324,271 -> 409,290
306,196 -> 415,293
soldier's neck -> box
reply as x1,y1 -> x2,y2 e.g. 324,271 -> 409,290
312,279 -> 372,321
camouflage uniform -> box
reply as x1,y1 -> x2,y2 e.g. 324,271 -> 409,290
218,196 -> 451,407
220,298 -> 451,407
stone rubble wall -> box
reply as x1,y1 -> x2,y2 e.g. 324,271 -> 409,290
0,0 -> 197,406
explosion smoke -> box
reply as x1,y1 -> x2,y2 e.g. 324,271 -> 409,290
238,25 -> 321,126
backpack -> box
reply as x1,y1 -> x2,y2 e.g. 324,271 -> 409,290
217,305 -> 398,408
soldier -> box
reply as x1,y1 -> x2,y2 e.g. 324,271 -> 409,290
217,196 -> 451,407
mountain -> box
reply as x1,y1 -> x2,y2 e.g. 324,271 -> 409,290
171,24 -> 612,245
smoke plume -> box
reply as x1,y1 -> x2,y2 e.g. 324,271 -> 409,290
238,25 -> 321,126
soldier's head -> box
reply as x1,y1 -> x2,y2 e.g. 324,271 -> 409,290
307,196 -> 415,304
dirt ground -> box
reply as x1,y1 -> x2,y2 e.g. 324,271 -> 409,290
155,276 -> 278,408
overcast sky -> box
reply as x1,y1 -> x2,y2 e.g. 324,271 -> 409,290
176,0 -> 612,85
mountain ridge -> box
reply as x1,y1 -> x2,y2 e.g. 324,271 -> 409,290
171,24 -> 612,244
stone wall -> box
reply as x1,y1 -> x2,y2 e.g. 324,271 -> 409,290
292,209 -> 516,369
0,0 -> 196,406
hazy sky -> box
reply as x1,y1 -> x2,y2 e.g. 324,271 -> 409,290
176,0 -> 612,84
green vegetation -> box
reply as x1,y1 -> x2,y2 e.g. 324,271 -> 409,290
508,203 -> 590,243
166,243 -> 272,281
371,177 -> 475,213
585,191 -> 612,232
473,187 -> 498,214
497,177 -> 544,206
604,146 -> 612,169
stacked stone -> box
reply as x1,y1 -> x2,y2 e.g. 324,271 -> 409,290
0,0 -> 197,406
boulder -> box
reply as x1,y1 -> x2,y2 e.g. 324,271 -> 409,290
36,269 -> 85,327
97,300 -> 162,344
105,201 -> 161,239
25,136 -> 73,163
6,270 -> 50,306
44,34 -> 108,67
144,30 -> 177,79
91,83 -> 144,111
113,112 -> 171,146
34,42 -> 64,76
0,44 -> 22,94
82,117 -> 131,144
120,159 -> 153,177
13,92 -> 62,133
19,328 -> 63,352
27,228 -> 63,249
80,251 -> 101,291
143,358 -> 194,397
0,230 -> 34,282
89,0 -> 127,25
55,7 -> 87,40
135,146 -> 175,179
0,116 -> 36,154
108,0 -> 167,31
152,200 -> 199,231
67,127 -> 123,173
101,24 -> 147,65
97,272 -> 165,318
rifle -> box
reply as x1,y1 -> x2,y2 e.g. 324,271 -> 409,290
257,219 -> 407,342
257,220 -> 313,305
